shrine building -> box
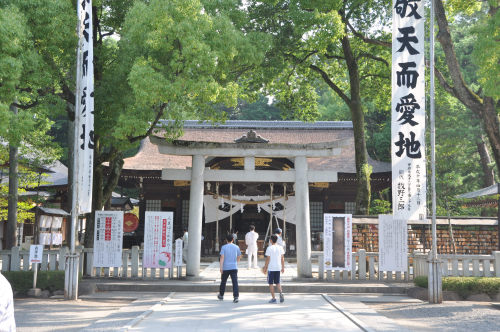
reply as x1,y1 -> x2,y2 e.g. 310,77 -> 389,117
117,120 -> 391,278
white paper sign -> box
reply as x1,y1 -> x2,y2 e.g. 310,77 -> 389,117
379,214 -> 408,272
391,0 -> 426,221
323,214 -> 352,271
143,212 -> 174,268
93,211 -> 123,267
29,245 -> 44,264
175,238 -> 183,267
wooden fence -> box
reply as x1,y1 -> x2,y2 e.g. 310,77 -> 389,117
1,246 -> 499,281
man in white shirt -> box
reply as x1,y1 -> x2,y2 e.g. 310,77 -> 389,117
0,272 -> 16,332
245,225 -> 259,269
262,234 -> 285,303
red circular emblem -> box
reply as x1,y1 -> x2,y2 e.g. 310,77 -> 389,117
123,213 -> 139,232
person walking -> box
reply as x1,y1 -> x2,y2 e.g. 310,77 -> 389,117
218,234 -> 241,303
245,225 -> 259,269
231,229 -> 238,245
270,227 -> 286,253
0,272 -> 16,332
262,234 -> 285,303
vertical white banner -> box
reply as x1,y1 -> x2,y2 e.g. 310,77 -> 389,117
392,0 -> 426,221
378,214 -> 408,272
323,214 -> 352,271
93,211 -> 123,267
143,212 -> 174,268
75,0 -> 94,213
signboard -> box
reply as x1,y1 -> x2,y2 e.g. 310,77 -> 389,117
391,0 -> 426,221
175,238 -> 183,267
143,212 -> 174,269
75,0 -> 95,213
29,245 -> 44,264
379,214 -> 408,272
93,211 -> 124,267
123,213 -> 139,233
323,214 -> 352,271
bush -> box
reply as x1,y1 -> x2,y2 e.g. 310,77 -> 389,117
413,276 -> 500,298
2,270 -> 66,294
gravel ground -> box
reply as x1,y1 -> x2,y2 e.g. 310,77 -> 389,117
367,301 -> 500,332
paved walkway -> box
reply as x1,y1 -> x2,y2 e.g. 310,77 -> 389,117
199,261 -> 296,283
129,293 -> 371,332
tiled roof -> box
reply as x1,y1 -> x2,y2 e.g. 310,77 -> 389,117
122,121 -> 390,173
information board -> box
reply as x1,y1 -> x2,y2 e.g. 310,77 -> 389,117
323,214 -> 352,271
143,211 -> 174,269
379,214 -> 408,272
93,211 -> 124,267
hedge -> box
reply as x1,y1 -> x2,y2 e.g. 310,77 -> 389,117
2,271 -> 66,295
414,276 -> 500,298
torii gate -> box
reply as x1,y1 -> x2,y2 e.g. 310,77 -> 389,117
150,135 -> 349,278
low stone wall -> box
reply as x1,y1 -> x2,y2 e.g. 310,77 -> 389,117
352,217 -> 499,255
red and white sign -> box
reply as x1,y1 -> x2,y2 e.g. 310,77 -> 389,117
323,214 -> 352,271
143,212 -> 174,269
93,211 -> 123,267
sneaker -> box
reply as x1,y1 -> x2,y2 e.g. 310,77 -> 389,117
217,294 -> 223,300
233,298 -> 239,303
268,298 -> 277,303
279,293 -> 284,303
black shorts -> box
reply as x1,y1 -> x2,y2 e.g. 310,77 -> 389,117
267,271 -> 281,285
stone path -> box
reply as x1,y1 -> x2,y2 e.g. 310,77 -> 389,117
130,293 -> 369,332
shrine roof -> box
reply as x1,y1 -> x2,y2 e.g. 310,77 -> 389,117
122,121 -> 390,173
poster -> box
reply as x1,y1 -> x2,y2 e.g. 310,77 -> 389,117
93,211 -> 123,267
143,212 -> 174,268
175,238 -> 183,267
391,0 -> 426,221
379,215 -> 408,272
323,214 -> 352,271
29,245 -> 44,264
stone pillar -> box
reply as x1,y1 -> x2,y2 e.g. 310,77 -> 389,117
294,156 -> 312,277
186,154 -> 205,277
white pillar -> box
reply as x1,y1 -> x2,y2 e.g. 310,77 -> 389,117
294,156 -> 312,277
186,154 -> 205,277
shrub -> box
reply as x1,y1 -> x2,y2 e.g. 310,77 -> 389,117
2,270 -> 66,294
413,276 -> 500,298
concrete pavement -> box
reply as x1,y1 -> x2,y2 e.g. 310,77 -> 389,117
129,293 -> 381,332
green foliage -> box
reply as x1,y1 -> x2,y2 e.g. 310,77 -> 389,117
414,276 -> 428,288
414,276 -> 500,298
2,270 -> 68,294
370,199 -> 391,215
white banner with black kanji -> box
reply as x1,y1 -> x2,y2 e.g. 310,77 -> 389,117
76,0 -> 94,213
392,0 -> 426,221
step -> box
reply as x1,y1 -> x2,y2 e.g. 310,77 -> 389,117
92,281 -> 411,294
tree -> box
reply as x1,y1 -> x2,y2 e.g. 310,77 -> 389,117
75,0 -> 267,246
241,0 -> 393,214
434,0 -> 499,179
0,2 -> 67,248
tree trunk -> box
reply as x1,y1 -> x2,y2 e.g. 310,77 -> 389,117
476,134 -> 495,187
6,104 -> 19,249
434,0 -> 500,178
341,34 -> 372,214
